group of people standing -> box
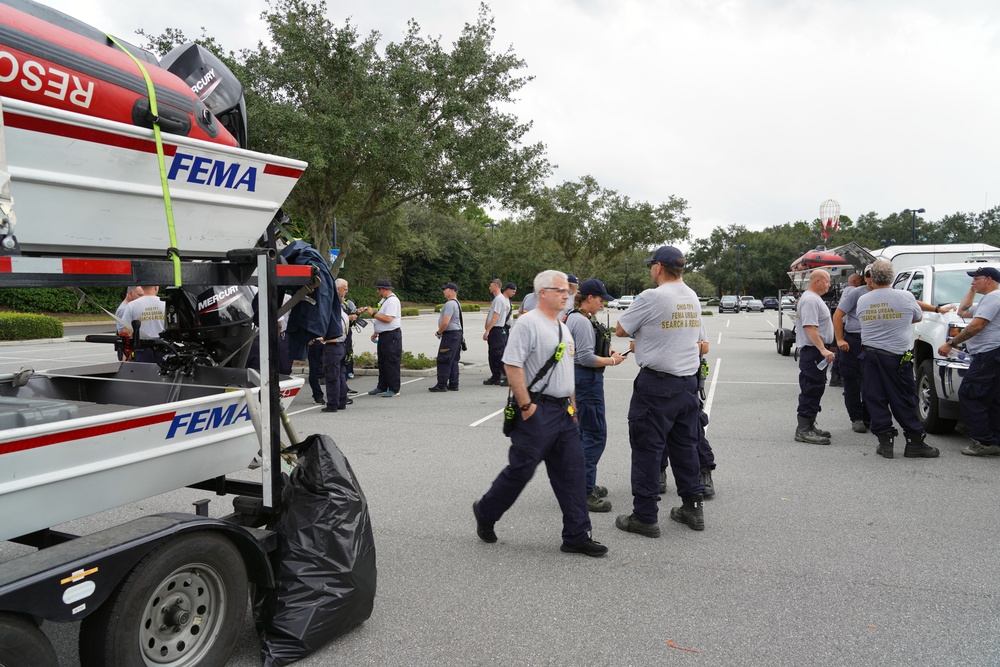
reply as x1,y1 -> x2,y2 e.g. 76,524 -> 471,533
473,246 -> 713,558
795,259 -> 1000,458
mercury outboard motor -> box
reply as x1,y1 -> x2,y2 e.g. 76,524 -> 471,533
160,285 -> 256,367
160,43 -> 249,148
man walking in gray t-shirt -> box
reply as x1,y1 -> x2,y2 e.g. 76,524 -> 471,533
473,270 -> 608,558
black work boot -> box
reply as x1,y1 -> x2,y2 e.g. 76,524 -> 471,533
876,432 -> 895,459
903,432 -> 940,458
810,420 -> 832,439
658,469 -> 668,495
670,494 -> 705,531
829,369 -> 843,387
700,467 -> 715,498
795,415 -> 831,445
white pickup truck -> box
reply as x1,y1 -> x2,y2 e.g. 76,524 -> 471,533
891,261 -> 999,433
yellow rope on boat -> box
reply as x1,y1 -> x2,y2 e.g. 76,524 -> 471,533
107,35 -> 182,287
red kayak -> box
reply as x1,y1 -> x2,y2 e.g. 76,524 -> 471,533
790,248 -> 847,271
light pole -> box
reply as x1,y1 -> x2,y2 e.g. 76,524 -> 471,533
902,208 -> 925,244
484,222 -> 500,280
735,244 -> 746,299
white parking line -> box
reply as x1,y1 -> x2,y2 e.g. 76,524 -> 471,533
766,319 -> 775,329
726,319 -> 731,327
717,332 -> 722,345
470,408 -> 505,427
704,357 -> 721,420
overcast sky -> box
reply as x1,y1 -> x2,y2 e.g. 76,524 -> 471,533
38,0 -> 1000,244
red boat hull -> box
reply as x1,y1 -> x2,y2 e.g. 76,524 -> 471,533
0,2 -> 237,146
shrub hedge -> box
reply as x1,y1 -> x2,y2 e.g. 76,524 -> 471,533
0,313 -> 64,340
0,287 -> 124,314
434,303 -> 482,313
401,307 -> 420,317
351,350 -> 436,370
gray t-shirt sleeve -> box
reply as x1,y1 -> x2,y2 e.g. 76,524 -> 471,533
566,311 -> 598,367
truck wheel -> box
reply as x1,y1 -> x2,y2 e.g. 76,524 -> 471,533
916,359 -> 956,434
775,331 -> 782,354
79,532 -> 247,667
0,613 -> 59,667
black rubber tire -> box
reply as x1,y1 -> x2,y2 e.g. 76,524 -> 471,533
916,359 -> 956,434
779,332 -> 793,357
0,613 -> 59,667
79,532 -> 247,667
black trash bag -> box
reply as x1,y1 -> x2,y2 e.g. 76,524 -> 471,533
254,433 -> 377,666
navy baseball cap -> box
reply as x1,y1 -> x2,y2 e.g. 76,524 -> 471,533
579,278 -> 613,300
442,282 -> 459,291
376,278 -> 393,289
567,274 -> 579,285
967,266 -> 1000,282
504,282 -> 517,291
645,245 -> 685,267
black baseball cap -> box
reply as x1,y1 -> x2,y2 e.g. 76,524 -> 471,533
376,278 -> 393,289
579,278 -> 613,300
442,282 -> 459,291
967,266 -> 1000,281
504,282 -> 517,291
645,245 -> 685,267
567,274 -> 579,285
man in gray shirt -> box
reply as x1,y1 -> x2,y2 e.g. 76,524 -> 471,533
834,271 -> 871,433
938,266 -> 1000,456
483,278 -> 509,385
614,246 -> 706,538
429,282 -> 463,392
473,270 -> 608,558
857,259 -> 937,459
793,270 -> 836,445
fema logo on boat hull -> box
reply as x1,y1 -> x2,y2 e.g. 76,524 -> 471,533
166,403 -> 252,439
168,152 -> 257,191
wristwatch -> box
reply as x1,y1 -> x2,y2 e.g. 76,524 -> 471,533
521,403 -> 532,411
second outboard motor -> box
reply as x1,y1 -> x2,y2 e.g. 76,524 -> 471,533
160,43 -> 249,148
161,285 -> 256,365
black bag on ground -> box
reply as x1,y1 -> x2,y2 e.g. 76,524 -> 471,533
254,433 -> 377,667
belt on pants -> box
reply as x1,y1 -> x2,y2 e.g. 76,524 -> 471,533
323,339 -> 345,345
639,366 -> 691,380
530,393 -> 571,406
862,345 -> 901,358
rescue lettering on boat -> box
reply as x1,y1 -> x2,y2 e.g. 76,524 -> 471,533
168,152 -> 257,191
0,49 -> 94,109
166,403 -> 251,439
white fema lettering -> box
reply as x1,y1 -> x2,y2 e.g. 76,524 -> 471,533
0,51 -> 94,108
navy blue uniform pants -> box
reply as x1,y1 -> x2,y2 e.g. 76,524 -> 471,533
478,399 -> 591,545
840,332 -> 868,422
323,342 -> 347,410
486,327 -> 507,381
662,409 -> 714,471
959,346 -> 1000,446
574,366 -> 607,493
628,372 -> 703,524
862,347 -> 923,437
797,345 -> 829,420
376,328 -> 402,393
435,330 -> 462,389
307,341 -> 324,401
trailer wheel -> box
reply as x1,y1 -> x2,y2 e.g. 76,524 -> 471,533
79,532 -> 247,667
0,613 -> 59,667
916,360 -> 956,434
778,331 -> 793,357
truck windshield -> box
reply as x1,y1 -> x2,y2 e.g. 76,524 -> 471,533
934,270 -> 983,306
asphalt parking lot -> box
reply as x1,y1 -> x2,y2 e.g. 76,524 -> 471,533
2,308 -> 999,666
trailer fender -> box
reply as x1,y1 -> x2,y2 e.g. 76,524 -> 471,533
0,513 -> 273,623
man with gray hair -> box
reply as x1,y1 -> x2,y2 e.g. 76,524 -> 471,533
857,259 -> 938,458
473,269 -> 608,558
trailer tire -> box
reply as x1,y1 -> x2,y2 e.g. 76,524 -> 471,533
916,359 -> 956,434
79,532 -> 247,667
778,331 -> 792,356
0,613 -> 59,667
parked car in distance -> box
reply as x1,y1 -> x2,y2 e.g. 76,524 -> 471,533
719,295 -> 739,313
739,296 -> 756,310
762,296 -> 779,310
607,298 -> 619,309
745,298 -> 764,312
780,296 -> 796,310
615,295 -> 635,310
